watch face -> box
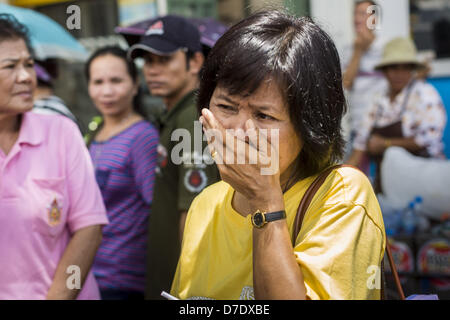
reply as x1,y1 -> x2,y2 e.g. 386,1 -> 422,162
253,212 -> 264,227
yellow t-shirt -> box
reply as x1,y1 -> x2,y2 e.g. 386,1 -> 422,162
171,166 -> 386,300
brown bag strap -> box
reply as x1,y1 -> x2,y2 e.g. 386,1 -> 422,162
291,164 -> 348,245
291,164 -> 406,300
384,240 -> 406,300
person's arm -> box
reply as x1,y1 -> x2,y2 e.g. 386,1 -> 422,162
367,134 -> 423,156
343,30 -> 375,90
46,225 -> 102,300
343,49 -> 364,90
49,118 -> 109,299
251,195 -> 307,300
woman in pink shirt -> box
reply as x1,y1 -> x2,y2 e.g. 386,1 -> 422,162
0,14 -> 108,299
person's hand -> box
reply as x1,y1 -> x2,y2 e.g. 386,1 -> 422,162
199,108 -> 283,209
367,134 -> 389,155
354,28 -> 375,53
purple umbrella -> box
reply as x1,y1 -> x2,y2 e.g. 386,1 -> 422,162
189,17 -> 228,49
34,63 -> 52,84
115,16 -> 228,50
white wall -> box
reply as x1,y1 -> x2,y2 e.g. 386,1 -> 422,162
157,0 -> 168,15
310,0 -> 410,56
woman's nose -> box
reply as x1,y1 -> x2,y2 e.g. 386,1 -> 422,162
100,83 -> 114,95
17,65 -> 33,83
224,112 -> 251,132
144,61 -> 162,76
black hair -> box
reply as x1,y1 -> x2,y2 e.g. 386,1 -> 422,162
85,46 -> 146,118
198,10 -> 346,181
37,78 -> 53,89
0,13 -> 34,57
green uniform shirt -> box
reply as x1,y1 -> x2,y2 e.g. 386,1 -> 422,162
146,90 -> 220,299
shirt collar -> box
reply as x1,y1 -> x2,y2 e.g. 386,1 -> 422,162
17,112 -> 44,147
384,79 -> 416,105
160,90 -> 197,125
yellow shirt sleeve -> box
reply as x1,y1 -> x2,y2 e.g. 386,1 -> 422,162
294,201 -> 385,300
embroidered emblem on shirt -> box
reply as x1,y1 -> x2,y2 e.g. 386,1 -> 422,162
47,197 -> 62,226
145,20 -> 164,36
184,169 -> 207,193
239,286 -> 255,300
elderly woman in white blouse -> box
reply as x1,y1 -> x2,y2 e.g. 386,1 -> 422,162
347,37 -> 447,193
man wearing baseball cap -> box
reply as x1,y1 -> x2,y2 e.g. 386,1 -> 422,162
128,15 -> 219,299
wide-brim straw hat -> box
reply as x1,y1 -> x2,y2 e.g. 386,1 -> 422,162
375,37 -> 426,71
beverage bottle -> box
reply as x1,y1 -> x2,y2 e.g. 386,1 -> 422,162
402,201 -> 417,235
414,196 -> 430,232
378,195 -> 399,236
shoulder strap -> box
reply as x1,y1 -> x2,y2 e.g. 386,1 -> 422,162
291,164 -> 347,245
399,79 -> 417,116
291,163 -> 406,300
384,239 -> 406,300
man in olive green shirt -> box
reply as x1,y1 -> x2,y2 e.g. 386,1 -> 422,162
128,15 -> 219,299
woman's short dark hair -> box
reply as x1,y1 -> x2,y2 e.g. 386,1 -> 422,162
198,10 -> 347,181
0,13 -> 34,56
85,46 -> 146,118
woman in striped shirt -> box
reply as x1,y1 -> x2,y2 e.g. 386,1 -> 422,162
85,46 -> 159,299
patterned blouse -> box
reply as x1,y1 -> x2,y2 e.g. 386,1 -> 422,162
353,80 -> 447,157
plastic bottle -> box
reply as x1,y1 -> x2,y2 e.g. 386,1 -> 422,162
402,201 -> 417,235
414,196 -> 430,232
378,195 -> 400,236
414,196 -> 423,214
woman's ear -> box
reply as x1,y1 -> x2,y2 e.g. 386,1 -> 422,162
189,52 -> 205,76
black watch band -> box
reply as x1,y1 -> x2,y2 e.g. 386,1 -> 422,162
265,210 -> 286,222
252,210 -> 286,228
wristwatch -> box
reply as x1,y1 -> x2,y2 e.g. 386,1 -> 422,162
251,210 -> 286,228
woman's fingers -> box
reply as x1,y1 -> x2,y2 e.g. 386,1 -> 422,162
200,111 -> 226,165
200,109 -> 278,174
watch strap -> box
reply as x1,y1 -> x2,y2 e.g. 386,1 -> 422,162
264,210 -> 286,222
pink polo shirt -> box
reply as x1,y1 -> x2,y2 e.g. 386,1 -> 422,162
0,112 -> 109,300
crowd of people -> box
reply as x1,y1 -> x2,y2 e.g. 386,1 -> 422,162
0,0 -> 447,300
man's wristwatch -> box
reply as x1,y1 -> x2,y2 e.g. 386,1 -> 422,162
251,210 -> 286,228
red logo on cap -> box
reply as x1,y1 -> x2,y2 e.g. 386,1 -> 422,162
145,20 -> 164,36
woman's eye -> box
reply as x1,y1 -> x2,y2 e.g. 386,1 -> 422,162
256,112 -> 275,121
217,104 -> 235,112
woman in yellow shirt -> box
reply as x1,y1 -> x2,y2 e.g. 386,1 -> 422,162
171,10 -> 385,300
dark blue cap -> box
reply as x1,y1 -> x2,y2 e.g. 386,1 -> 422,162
128,15 -> 201,59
